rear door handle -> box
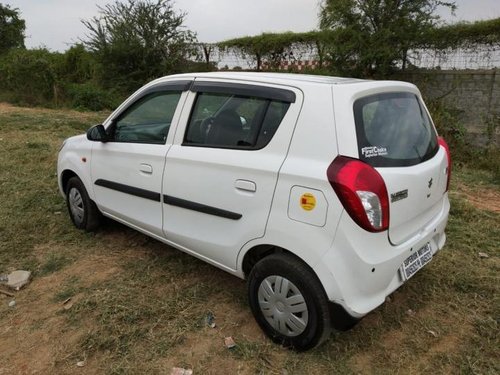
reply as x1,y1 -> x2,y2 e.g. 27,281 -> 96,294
139,163 -> 153,174
235,179 -> 256,192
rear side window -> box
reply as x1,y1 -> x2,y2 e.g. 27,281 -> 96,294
354,92 -> 438,167
184,92 -> 290,149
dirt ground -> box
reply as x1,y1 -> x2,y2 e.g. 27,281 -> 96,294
454,181 -> 500,213
0,238 -> 270,374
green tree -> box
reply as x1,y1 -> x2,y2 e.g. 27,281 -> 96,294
0,3 -> 26,54
82,0 -> 196,93
319,0 -> 456,77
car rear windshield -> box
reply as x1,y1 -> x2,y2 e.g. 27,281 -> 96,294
353,92 -> 438,167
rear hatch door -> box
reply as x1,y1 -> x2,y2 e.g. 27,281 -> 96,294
353,91 -> 447,245
333,83 -> 448,245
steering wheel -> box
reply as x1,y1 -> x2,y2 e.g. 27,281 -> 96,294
200,116 -> 215,141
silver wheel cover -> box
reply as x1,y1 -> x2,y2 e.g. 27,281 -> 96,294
258,275 -> 309,336
68,187 -> 84,225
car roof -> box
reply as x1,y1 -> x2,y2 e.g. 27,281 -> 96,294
147,72 -> 417,93
155,72 -> 363,85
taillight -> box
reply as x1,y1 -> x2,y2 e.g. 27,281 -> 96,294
327,156 -> 389,232
438,137 -> 451,192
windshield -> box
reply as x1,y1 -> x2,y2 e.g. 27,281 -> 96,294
354,92 -> 438,167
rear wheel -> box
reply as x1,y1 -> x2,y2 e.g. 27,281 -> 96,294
66,177 -> 101,231
248,253 -> 331,351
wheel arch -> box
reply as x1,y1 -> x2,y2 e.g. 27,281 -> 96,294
242,244 -> 282,278
241,244 -> 320,285
60,169 -> 79,195
58,161 -> 95,201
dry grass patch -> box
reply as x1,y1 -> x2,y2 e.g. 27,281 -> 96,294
0,104 -> 498,374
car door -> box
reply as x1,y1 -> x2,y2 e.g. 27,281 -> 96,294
90,82 -> 189,236
161,80 -> 302,270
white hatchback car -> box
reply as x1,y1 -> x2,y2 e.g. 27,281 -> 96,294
57,72 -> 451,350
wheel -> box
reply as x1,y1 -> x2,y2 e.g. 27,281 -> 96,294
248,253 -> 332,351
66,176 -> 101,231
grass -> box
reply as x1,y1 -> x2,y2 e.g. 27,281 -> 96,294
38,252 -> 72,276
0,102 -> 498,374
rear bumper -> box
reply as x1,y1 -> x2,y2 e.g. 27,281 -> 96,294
315,194 -> 450,318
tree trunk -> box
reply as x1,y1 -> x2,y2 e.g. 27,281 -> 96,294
402,49 -> 407,71
202,44 -> 213,67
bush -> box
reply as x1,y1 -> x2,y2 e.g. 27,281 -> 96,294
0,45 -> 112,110
181,60 -> 217,73
426,99 -> 466,146
66,83 -> 119,111
59,44 -> 97,84
0,48 -> 59,106
426,98 -> 499,177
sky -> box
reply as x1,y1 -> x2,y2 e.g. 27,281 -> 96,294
4,0 -> 500,52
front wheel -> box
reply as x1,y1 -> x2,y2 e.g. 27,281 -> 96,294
248,253 -> 332,351
66,176 -> 101,232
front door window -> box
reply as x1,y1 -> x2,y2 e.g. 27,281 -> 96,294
111,92 -> 182,144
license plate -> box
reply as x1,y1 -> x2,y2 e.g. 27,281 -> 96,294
400,243 -> 432,281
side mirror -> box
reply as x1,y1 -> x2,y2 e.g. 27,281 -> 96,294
86,124 -> 108,142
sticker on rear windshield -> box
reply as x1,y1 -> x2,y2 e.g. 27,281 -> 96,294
361,146 -> 388,158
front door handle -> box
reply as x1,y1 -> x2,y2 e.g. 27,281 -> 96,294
139,163 -> 153,174
235,179 -> 256,192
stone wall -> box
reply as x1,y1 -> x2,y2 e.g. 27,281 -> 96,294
396,69 -> 499,146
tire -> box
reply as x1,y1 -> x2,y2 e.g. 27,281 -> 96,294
248,253 -> 332,351
66,176 -> 101,232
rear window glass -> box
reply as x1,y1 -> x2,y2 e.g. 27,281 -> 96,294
354,92 -> 438,167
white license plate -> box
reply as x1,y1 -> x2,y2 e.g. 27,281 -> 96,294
400,243 -> 433,281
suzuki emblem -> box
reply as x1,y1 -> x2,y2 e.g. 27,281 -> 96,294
428,178 -> 433,188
